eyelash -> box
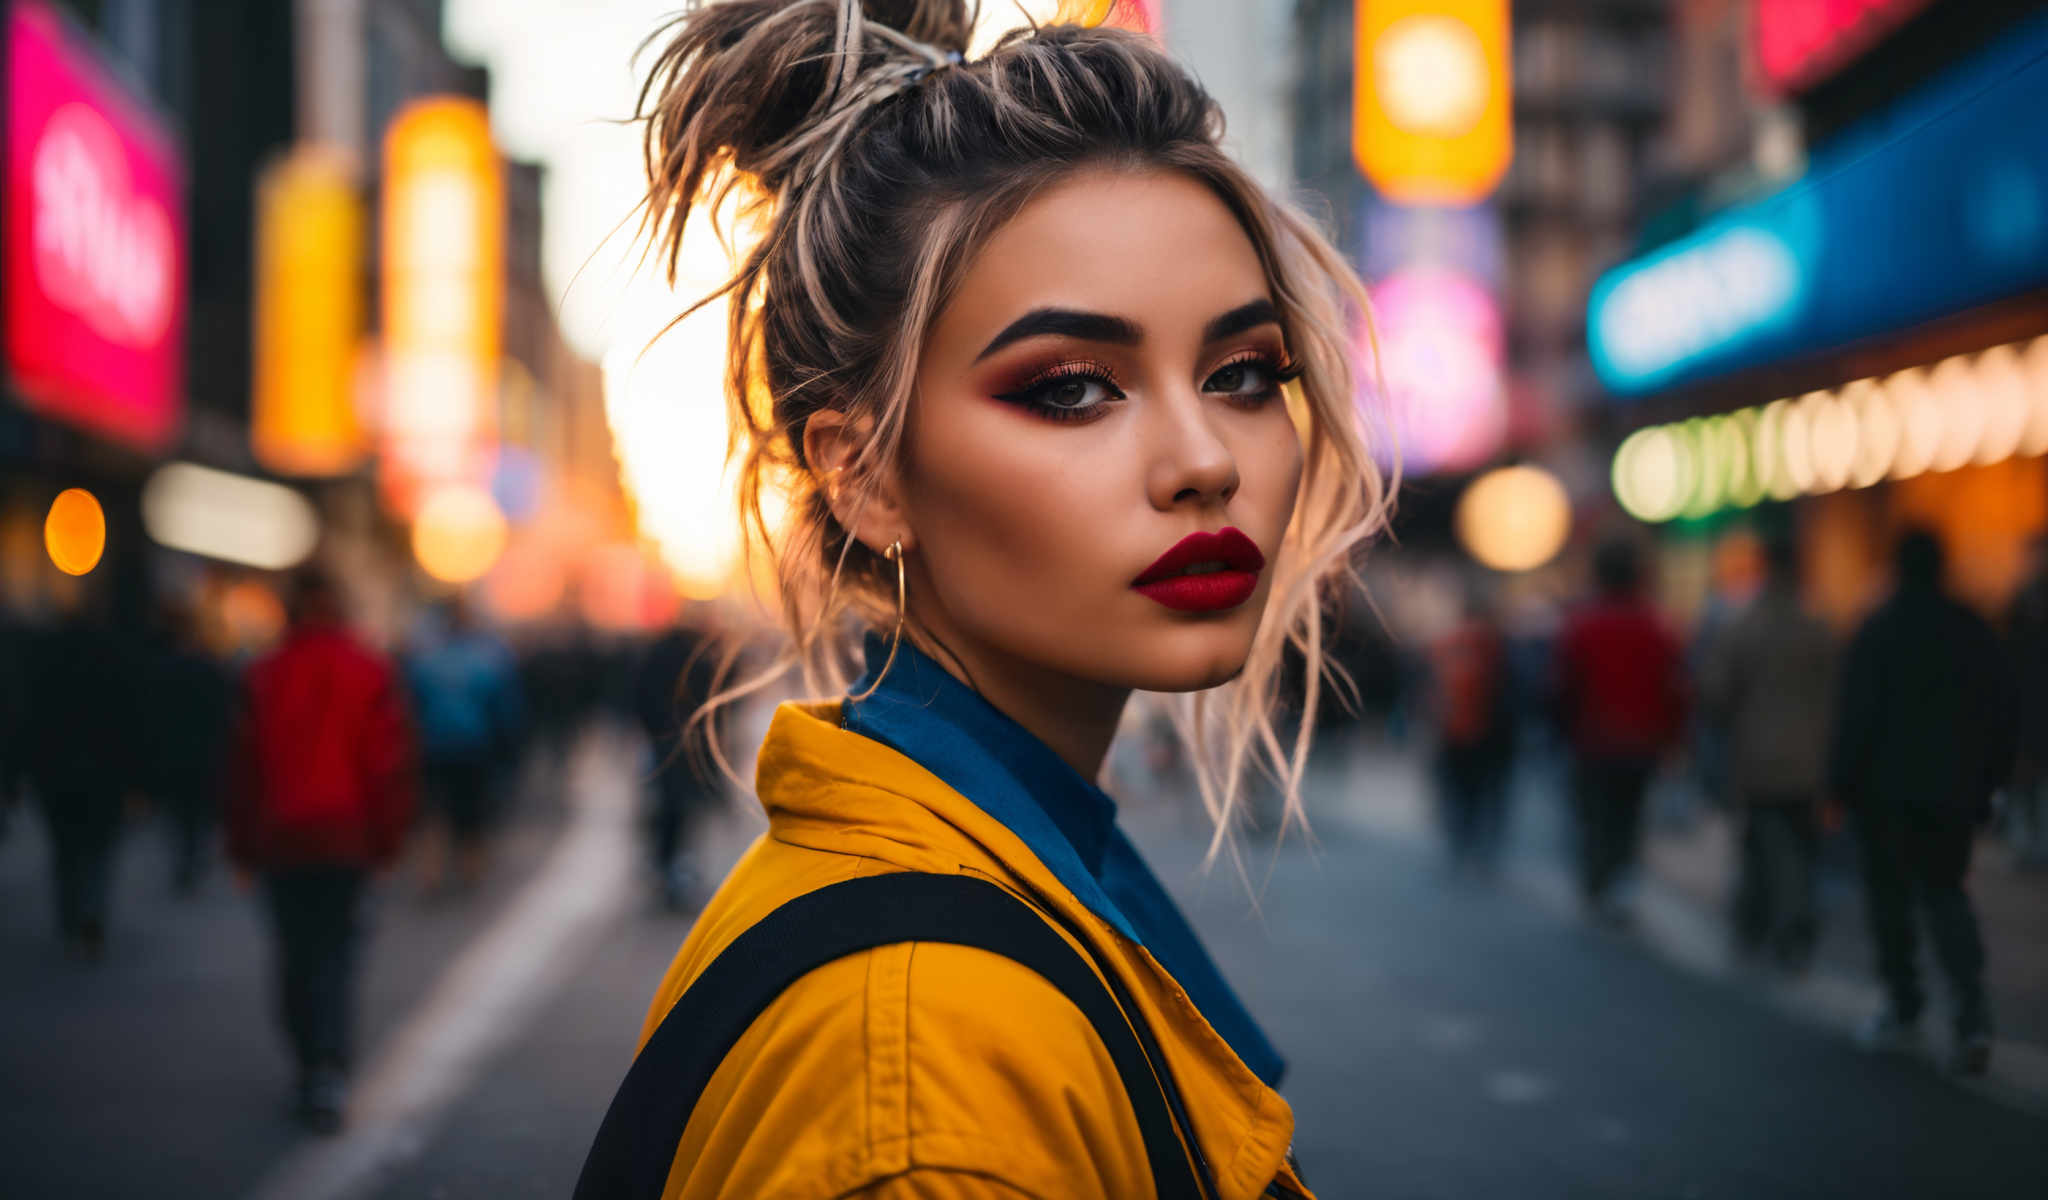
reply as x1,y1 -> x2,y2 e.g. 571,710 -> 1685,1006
1207,350 -> 1303,409
992,360 -> 1126,424
991,351 -> 1303,423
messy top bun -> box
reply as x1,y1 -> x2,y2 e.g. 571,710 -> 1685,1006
641,0 -> 1389,859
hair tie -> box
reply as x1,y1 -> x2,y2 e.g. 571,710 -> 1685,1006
910,49 -> 964,84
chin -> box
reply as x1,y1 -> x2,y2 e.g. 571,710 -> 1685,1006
1109,616 -> 1262,694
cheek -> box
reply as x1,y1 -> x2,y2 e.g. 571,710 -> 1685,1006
901,402 -> 1124,612
1239,410 -> 1305,535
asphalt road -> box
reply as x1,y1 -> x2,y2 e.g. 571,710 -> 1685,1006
374,753 -> 2048,1200
4,728 -> 2043,1200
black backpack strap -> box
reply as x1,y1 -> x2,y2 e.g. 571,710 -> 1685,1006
574,872 -> 1208,1200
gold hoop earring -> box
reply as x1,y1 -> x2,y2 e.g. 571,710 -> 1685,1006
847,540 -> 905,703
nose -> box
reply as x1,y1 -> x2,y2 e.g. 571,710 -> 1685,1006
1144,385 -> 1240,511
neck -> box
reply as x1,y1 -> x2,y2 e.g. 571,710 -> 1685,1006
901,628 -> 1130,782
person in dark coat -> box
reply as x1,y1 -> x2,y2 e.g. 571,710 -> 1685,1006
21,606 -> 146,958
1829,530 -> 2015,1074
1702,535 -> 1836,971
632,620 -> 725,910
1428,584 -> 1516,875
401,594 -> 522,893
2002,533 -> 2048,867
141,600 -> 236,895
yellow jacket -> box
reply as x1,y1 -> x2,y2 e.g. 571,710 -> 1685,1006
636,701 -> 1314,1199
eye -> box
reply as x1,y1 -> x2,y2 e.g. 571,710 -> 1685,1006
993,363 -> 1125,423
1204,352 -> 1299,407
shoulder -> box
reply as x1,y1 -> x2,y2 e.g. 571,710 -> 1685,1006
672,928 -> 1148,1200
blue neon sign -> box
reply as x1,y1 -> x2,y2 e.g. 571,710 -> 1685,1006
1589,12 -> 2048,397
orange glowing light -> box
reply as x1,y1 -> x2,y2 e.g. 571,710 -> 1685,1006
43,488 -> 105,576
1456,465 -> 1571,572
253,147 -> 366,476
581,543 -> 681,633
1354,0 -> 1511,205
483,536 -> 568,622
412,485 -> 508,584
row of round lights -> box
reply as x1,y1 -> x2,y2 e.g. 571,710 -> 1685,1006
1614,334 -> 2048,523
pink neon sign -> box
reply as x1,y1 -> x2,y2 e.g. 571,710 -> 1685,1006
1752,0 -> 1934,97
1358,266 -> 1506,475
5,0 -> 185,452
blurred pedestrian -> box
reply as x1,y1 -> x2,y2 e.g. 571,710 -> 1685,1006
403,594 -> 522,894
1702,534 -> 1835,971
228,569 -> 415,1132
20,601 -> 146,959
632,619 -> 725,910
2002,533 -> 2048,868
141,599 -> 235,895
1555,539 -> 1688,923
1427,583 -> 1515,875
1829,530 -> 2014,1074
0,610 -> 29,845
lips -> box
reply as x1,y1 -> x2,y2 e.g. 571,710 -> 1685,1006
1131,527 -> 1267,613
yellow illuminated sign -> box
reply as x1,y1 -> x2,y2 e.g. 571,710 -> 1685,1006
1354,0 -> 1511,205
380,98 -> 502,515
253,147 -> 366,476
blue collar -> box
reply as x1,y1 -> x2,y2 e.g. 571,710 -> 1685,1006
842,635 -> 1131,935
842,635 -> 1287,1086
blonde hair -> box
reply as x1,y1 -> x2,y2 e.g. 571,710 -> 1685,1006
639,0 -> 1391,862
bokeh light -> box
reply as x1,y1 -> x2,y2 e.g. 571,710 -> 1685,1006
1887,366 -> 1941,479
1724,408 -> 1766,507
1926,353 -> 1982,473
1843,377 -> 1896,489
1455,464 -> 1572,572
141,462 -> 320,570
1612,333 -> 2048,522
413,484 -> 508,583
1972,342 -> 2027,466
1613,426 -> 1689,523
43,488 -> 105,576
482,533 -> 568,622
1803,389 -> 1858,493
1753,399 -> 1795,501
1679,418 -> 1723,519
2017,334 -> 2048,458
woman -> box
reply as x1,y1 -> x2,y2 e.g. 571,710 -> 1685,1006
583,3 -> 1386,1196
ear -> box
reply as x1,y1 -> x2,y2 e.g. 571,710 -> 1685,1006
804,408 -> 914,556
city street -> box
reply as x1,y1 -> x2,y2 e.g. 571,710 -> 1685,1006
7,1 -> 2048,1198
4,725 -> 2042,1200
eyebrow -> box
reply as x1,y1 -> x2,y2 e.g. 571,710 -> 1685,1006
972,298 -> 1283,363
975,309 -> 1139,361
1203,299 -> 1282,344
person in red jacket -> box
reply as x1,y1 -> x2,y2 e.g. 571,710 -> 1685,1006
227,569 -> 415,1133
1555,539 -> 1688,923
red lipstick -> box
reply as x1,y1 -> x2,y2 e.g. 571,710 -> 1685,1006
1131,527 -> 1266,613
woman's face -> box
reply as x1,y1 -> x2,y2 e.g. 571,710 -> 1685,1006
898,167 -> 1304,696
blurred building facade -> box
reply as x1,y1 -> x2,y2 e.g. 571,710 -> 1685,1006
1596,0 -> 2048,625
1289,0 -> 1669,568
3,0 -> 626,651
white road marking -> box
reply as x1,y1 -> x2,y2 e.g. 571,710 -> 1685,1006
1483,1070 -> 1554,1105
1419,1014 -> 1483,1052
